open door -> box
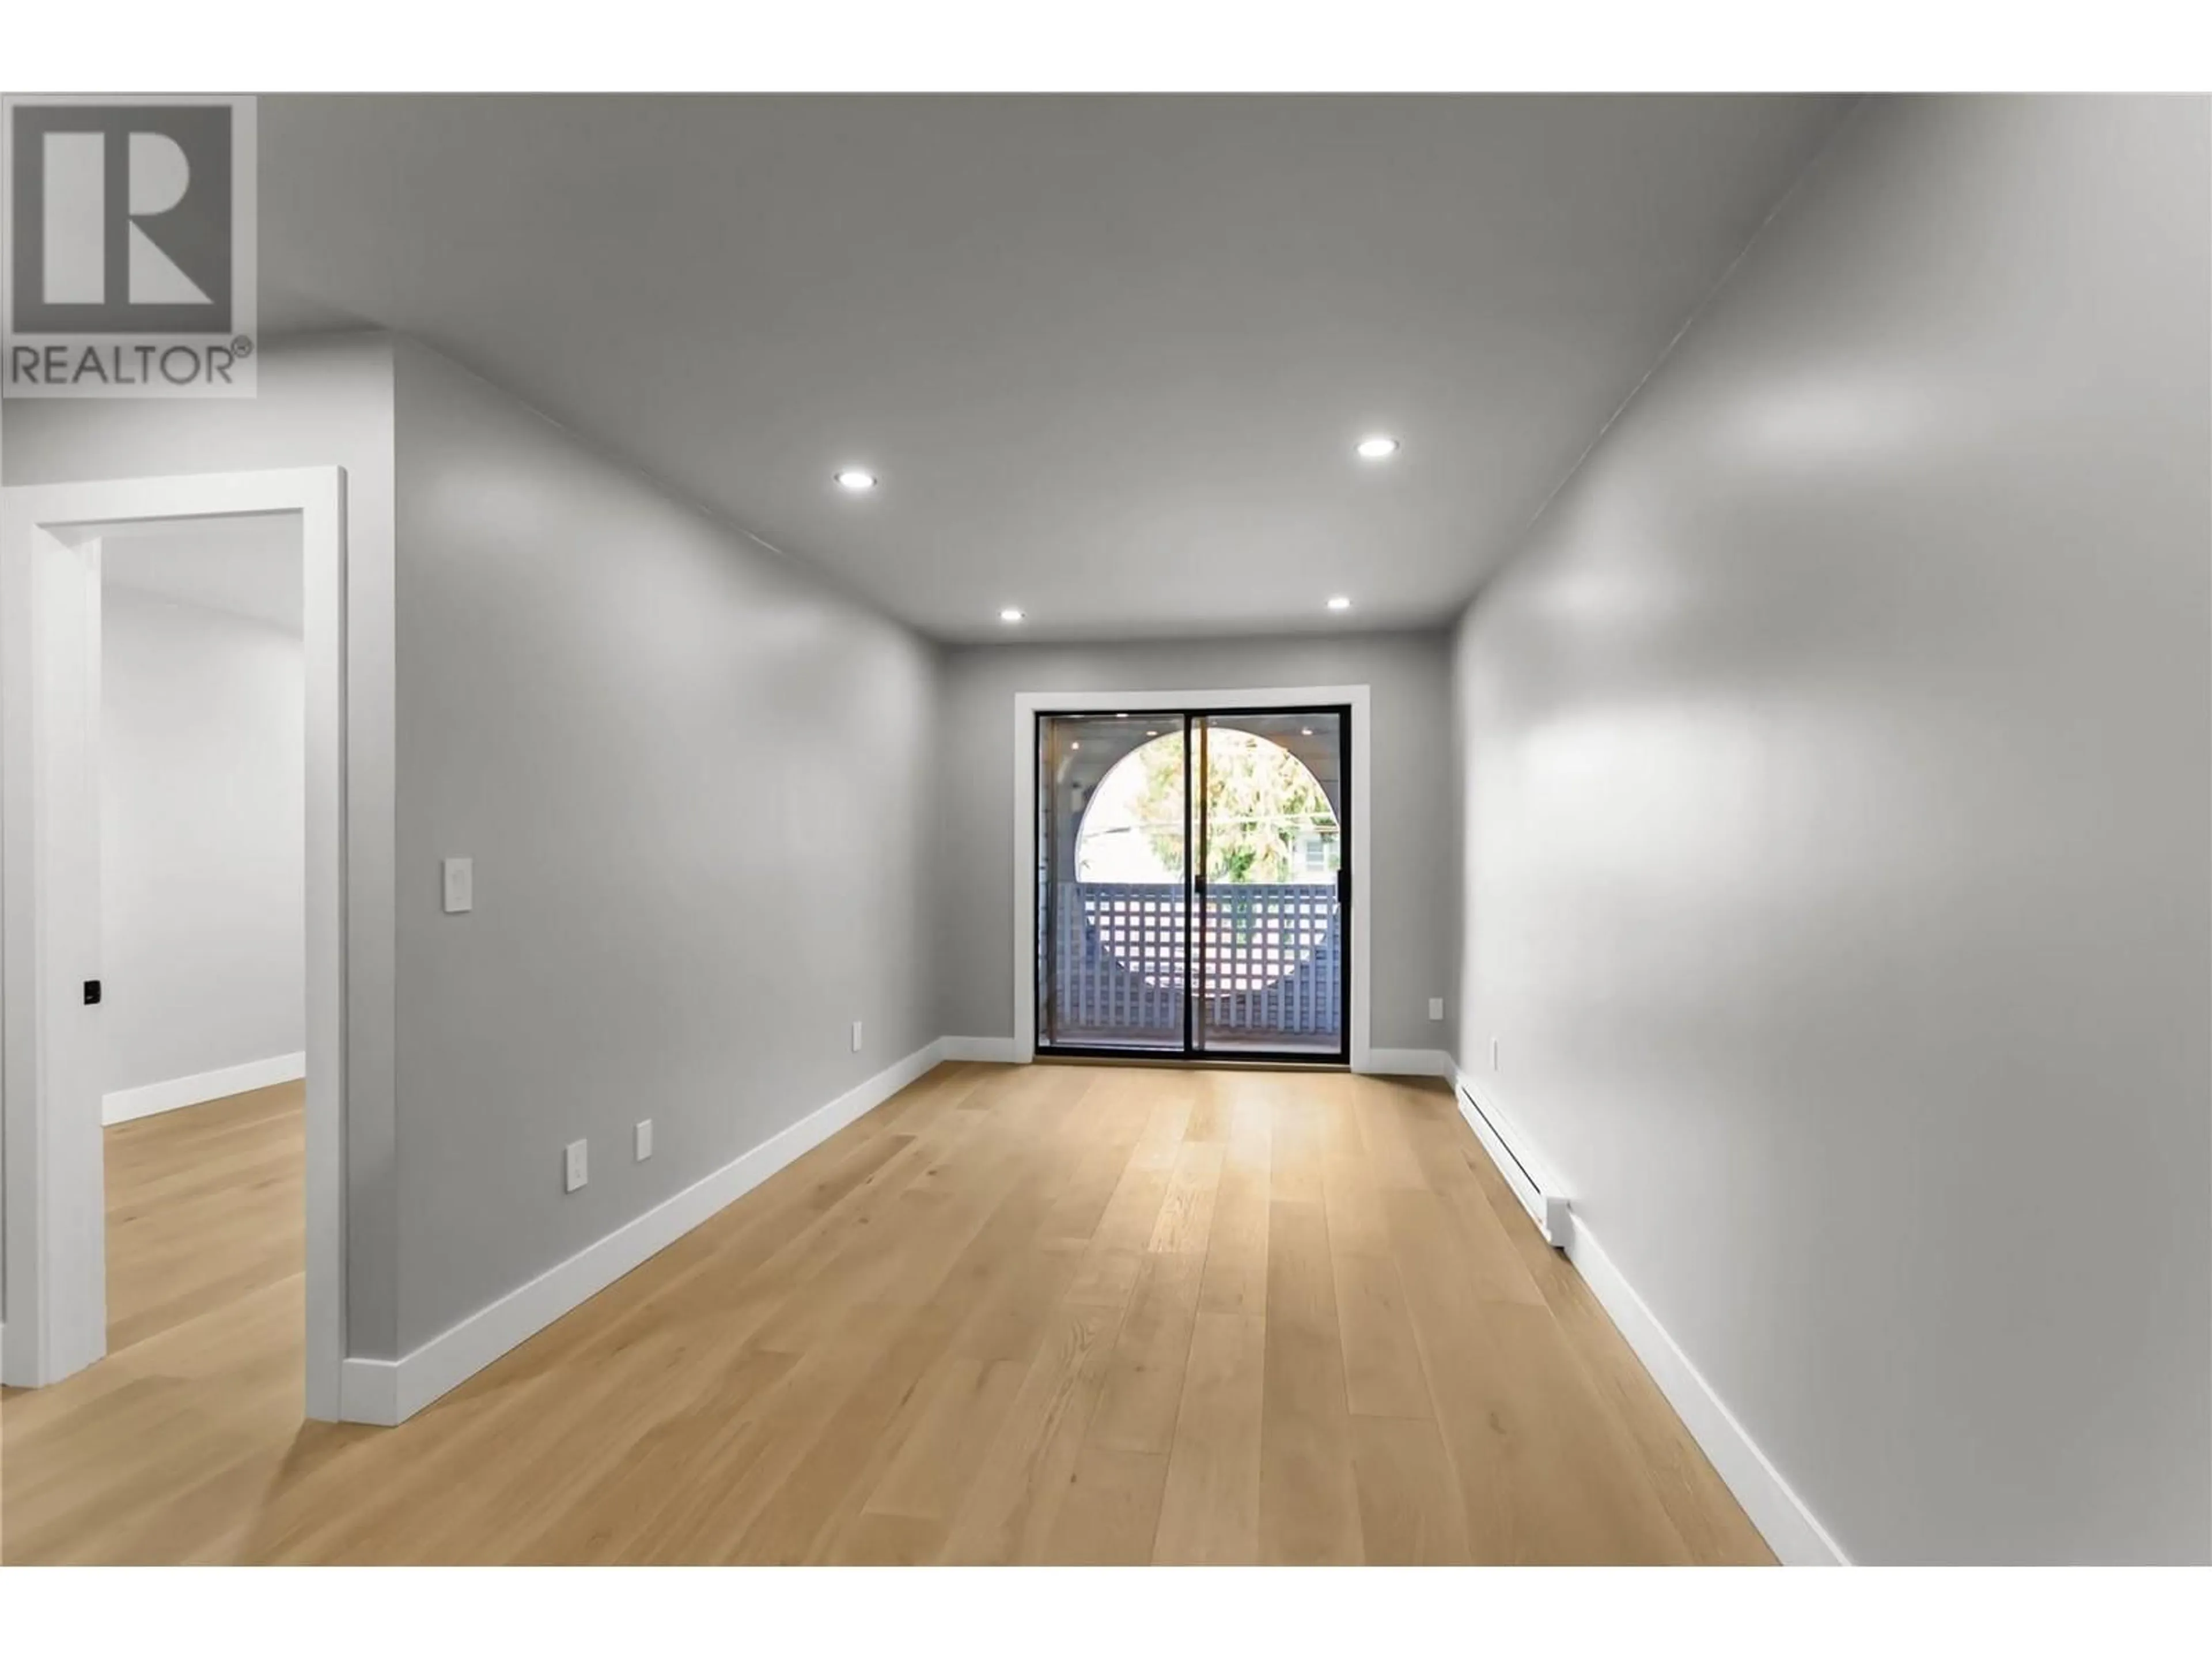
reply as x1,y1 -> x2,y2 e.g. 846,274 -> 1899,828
0,516 -> 107,1385
1192,710 -> 1347,1058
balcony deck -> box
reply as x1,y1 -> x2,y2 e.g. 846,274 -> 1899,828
1043,881 -> 1342,1054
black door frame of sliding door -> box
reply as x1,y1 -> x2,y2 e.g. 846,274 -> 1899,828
1032,702 -> 1353,1068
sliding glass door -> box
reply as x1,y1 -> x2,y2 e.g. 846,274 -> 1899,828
1192,711 -> 1345,1055
1035,706 -> 1350,1063
1036,711 -> 1190,1052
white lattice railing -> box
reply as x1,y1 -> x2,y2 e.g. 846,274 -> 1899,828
1047,881 -> 1342,1044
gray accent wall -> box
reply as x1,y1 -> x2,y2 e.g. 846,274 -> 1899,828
1451,96 -> 2211,1562
4,332 -> 943,1363
388,339 -> 938,1352
934,632 -> 1457,1054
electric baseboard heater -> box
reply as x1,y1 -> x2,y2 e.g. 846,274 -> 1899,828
1456,1081 -> 1573,1249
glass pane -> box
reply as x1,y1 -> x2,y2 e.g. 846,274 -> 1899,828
1195,711 -> 1344,1056
1036,712 -> 1187,1051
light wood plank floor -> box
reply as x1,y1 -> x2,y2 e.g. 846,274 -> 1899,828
0,1062 -> 1772,1565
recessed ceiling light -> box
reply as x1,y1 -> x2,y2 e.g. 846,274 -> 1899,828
998,607 -> 1024,623
1116,712 -> 1128,719
1070,741 -> 1080,751
1326,595 -> 1353,612
1355,434 -> 1400,460
1301,727 -> 1314,736
1145,730 -> 1158,737
835,468 -> 877,491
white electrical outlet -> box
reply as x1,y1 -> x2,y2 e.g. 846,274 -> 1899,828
441,856 -> 474,914
1491,1036 -> 1500,1072
634,1119 -> 653,1161
565,1138 -> 588,1192
1428,997 -> 1445,1022
851,1019 -> 863,1053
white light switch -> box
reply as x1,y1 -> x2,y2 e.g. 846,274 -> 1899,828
442,857 -> 474,914
1428,998 -> 1445,1022
851,1019 -> 864,1053
565,1138 -> 588,1192
634,1119 -> 653,1162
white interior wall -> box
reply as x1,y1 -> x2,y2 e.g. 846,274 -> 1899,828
100,580 -> 304,1112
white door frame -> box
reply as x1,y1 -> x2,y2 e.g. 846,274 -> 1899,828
1012,684 -> 1373,1071
1,467 -> 347,1418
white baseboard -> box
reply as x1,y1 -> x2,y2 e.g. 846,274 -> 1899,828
938,1035 -> 1024,1063
337,1038 -> 950,1427
336,1345 -> 399,1426
1446,1057 -> 1846,1566
103,1051 -> 306,1125
1362,1047 -> 1455,1078
1566,1220 -> 1849,1567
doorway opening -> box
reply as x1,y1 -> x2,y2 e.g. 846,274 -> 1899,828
2,468 -> 346,1419
93,514 -> 308,1377
1035,705 -> 1351,1064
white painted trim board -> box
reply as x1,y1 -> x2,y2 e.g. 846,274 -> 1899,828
1445,1053 -> 1848,1566
1565,1218 -> 1850,1566
340,1038 -> 949,1426
938,1035 -> 1022,1063
1366,1046 -> 1453,1078
103,1051 -> 306,1125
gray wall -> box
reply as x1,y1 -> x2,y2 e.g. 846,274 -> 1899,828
390,340 -> 938,1351
3,334 -> 403,1353
1452,95 -> 2210,1563
4,333 -> 943,1362
935,632 -> 1457,1053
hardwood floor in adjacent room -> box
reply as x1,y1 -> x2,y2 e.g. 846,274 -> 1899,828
0,1063 -> 1772,1565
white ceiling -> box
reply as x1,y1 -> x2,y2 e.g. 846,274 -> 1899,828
259,95 -> 1850,641
97,513 -> 304,632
